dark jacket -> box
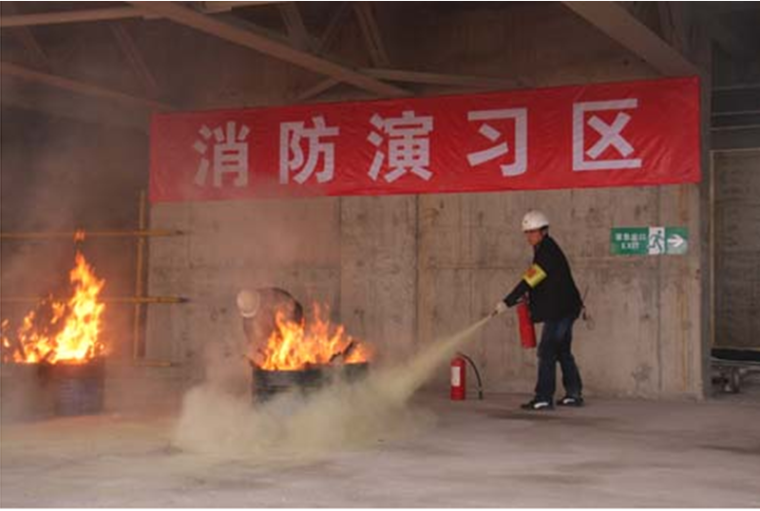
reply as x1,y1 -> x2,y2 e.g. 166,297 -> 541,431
504,235 -> 582,323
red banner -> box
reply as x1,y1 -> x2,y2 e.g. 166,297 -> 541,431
150,77 -> 700,202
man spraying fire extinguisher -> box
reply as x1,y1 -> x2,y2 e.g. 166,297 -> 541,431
493,210 -> 584,411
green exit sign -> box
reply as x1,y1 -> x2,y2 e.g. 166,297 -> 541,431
611,227 -> 688,256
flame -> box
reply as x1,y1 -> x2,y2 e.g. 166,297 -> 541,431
257,303 -> 372,371
1,251 -> 106,365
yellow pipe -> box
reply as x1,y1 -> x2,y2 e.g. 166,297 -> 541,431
0,229 -> 183,240
132,359 -> 177,368
0,296 -> 187,304
133,190 -> 148,360
109,296 -> 188,304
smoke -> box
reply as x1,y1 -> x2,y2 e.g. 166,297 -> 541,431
0,110 -> 146,309
171,316 -> 491,460
0,89 -> 149,421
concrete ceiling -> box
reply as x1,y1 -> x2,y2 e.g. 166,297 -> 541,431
1,1 -> 758,133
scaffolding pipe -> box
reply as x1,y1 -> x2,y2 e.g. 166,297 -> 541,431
133,359 -> 178,368
0,296 -> 187,304
0,359 -> 179,368
134,190 -> 148,360
0,190 -> 183,368
0,229 -> 182,240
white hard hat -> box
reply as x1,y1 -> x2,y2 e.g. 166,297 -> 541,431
236,289 -> 261,319
522,210 -> 549,231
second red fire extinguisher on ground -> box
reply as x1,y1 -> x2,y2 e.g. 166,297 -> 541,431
450,301 -> 534,401
450,356 -> 466,400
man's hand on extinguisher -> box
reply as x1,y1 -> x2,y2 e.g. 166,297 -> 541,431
492,300 -> 508,317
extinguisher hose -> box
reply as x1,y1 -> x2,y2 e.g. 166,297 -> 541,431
457,352 -> 484,400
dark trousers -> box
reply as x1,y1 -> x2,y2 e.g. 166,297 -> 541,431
535,316 -> 583,401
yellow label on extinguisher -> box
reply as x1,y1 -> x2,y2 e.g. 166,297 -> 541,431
522,264 -> 547,288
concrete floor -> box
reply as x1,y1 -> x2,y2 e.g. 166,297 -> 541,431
2,392 -> 760,507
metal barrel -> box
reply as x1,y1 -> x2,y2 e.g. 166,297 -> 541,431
342,362 -> 369,382
251,363 -> 371,402
251,366 -> 326,402
39,358 -> 105,416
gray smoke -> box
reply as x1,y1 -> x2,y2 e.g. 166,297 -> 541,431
171,316 -> 491,461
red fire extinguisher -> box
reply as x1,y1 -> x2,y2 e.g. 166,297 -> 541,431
450,356 -> 466,401
517,300 -> 537,349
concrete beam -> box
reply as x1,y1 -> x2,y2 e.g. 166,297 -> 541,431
128,2 -> 410,98
353,2 -> 390,67
8,27 -> 50,69
0,86 -> 149,133
295,78 -> 340,103
278,3 -> 313,52
0,3 -> 280,28
562,1 -> 699,76
294,3 -> 352,103
200,1 -> 285,13
0,7 -> 148,28
295,68 -> 524,103
362,68 -> 522,89
317,2 -> 351,54
657,2 -> 691,55
2,4 -> 51,70
109,23 -> 161,98
295,67 -> 523,103
0,61 -> 172,111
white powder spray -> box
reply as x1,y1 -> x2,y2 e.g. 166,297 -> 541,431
172,315 -> 492,461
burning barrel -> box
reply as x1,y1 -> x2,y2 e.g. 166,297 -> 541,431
1,248 -> 109,417
252,365 -> 325,401
342,361 -> 369,382
245,298 -> 374,402
39,357 -> 105,416
251,362 -> 370,401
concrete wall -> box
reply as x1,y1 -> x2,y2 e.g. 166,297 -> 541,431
714,150 -> 760,349
146,198 -> 342,381
339,196 -> 418,364
145,3 -> 705,399
415,185 -> 702,398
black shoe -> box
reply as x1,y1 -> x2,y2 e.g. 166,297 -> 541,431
520,398 -> 554,411
557,395 -> 584,407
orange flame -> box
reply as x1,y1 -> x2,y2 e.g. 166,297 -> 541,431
1,251 -> 106,365
257,303 -> 371,371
